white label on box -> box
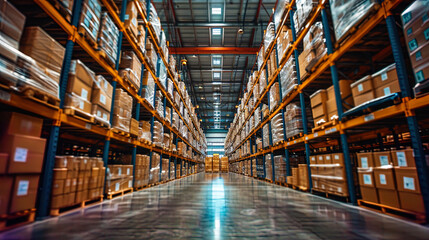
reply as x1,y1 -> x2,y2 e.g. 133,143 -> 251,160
17,180 -> 29,196
403,177 -> 415,190
81,89 -> 88,100
381,72 -> 388,81
85,123 -> 91,130
79,100 -> 84,110
361,157 -> 368,168
127,169 -> 130,175
104,80 -> 108,90
364,114 -> 375,122
103,113 -> 108,120
65,179 -> 71,186
124,14 -> 129,20
97,110 -> 101,117
335,155 -> 339,160
100,94 -> 106,105
115,182 -> 120,191
14,147 -> 28,162
128,180 -> 132,188
358,84 -> 363,92
379,174 -> 387,185
363,174 -> 372,185
338,187 -> 342,193
314,132 -> 318,137
319,156 -> 323,160
396,151 -> 408,167
379,156 -> 389,166
118,168 -> 122,175
383,87 -> 391,96
326,156 -> 331,160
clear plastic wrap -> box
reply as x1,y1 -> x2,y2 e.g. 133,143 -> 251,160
64,92 -> 92,115
299,22 -> 327,80
285,102 -> 303,139
257,47 -> 264,71
158,62 -> 167,88
149,153 -> 160,184
269,82 -> 280,111
152,120 -> 164,147
280,55 -> 298,99
274,0 -> 290,29
254,107 -> 261,126
265,155 -> 273,181
148,3 -> 161,41
124,1 -> 138,38
264,22 -> 276,53
330,0 -> 377,42
142,70 -> 155,107
263,124 -> 270,148
165,106 -> 171,123
271,113 -> 285,145
139,120 -> 151,142
155,90 -> 164,117
170,162 -> 175,179
167,78 -> 174,97
161,158 -> 169,181
98,12 -> 119,65
119,51 -> 142,89
172,111 -> 179,129
259,69 -> 267,95
112,88 -> 132,132
169,55 -> 176,71
262,104 -> 269,119
293,0 -> 318,35
274,155 -> 286,182
79,0 -> 101,44
0,0 -> 26,46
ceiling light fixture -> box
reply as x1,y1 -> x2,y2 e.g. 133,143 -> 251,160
212,7 -> 222,15
212,28 -> 221,35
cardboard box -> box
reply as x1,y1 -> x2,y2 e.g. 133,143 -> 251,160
94,75 -> 113,97
351,76 -> 375,106
392,149 -> 416,167
77,177 -> 84,191
323,154 -> 332,164
398,191 -> 424,213
50,195 -> 63,209
317,155 -> 324,164
130,118 -> 139,136
92,88 -> 112,111
54,156 -> 68,169
394,167 -> 420,193
409,42 -> 429,69
356,152 -> 374,168
52,179 -> 65,196
71,178 -> 77,193
9,175 -> 40,213
64,93 -> 92,114
69,60 -> 95,88
0,134 -> 46,174
0,176 -> 13,215
0,112 -> 43,137
374,80 -> 401,98
326,80 -> 354,119
53,168 -> 67,180
63,178 -> 71,194
66,75 -> 93,102
360,186 -> 379,203
310,156 -> 317,165
358,168 -> 375,187
89,176 -> 98,189
0,153 -> 8,174
371,64 -> 398,89
83,177 -> 89,190
75,191 -> 83,203
373,151 -> 392,167
124,1 -> 138,38
373,167 -> 396,190
0,0 -> 26,43
378,189 -> 400,208
332,153 -> 344,166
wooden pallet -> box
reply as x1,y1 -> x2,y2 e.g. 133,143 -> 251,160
94,116 -> 111,129
20,86 -> 60,109
312,119 -> 339,133
111,128 -> 131,137
50,196 -> 103,216
64,108 -> 95,123
0,209 -> 36,232
273,140 -> 285,146
77,26 -> 98,49
357,200 -> 426,223
106,188 -> 133,200
121,73 -> 139,93
48,0 -> 72,22
97,49 -> 115,68
287,132 -> 303,141
126,27 -> 139,43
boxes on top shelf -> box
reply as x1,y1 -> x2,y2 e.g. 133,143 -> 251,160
0,0 -> 26,46
124,0 -> 138,38
98,12 -> 120,66
79,0 -> 102,45
119,51 -> 142,90
293,0 -> 318,35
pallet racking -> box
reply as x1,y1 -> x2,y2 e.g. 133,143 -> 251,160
224,0 -> 429,221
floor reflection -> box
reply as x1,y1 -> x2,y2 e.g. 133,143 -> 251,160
0,173 -> 428,239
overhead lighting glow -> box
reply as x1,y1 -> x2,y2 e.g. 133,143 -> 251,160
213,72 -> 221,79
212,7 -> 222,15
212,28 -> 221,35
199,86 -> 203,89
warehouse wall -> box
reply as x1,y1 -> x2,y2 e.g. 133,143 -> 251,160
206,130 -> 227,157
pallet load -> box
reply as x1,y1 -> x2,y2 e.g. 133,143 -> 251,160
274,155 -> 286,183
51,156 -> 105,213
98,12 -> 119,66
119,51 -> 142,90
265,155 -> 273,181
205,157 -> 213,172
161,158 -> 169,181
401,1 -> 429,96
124,0 -> 138,38
169,162 -> 175,179
221,157 -> 229,172
213,154 -> 220,173
149,153 -> 160,184
0,112 -> 45,218
310,153 -> 348,197
112,88 -> 133,133
132,154 -> 150,189
91,75 -> 113,126
106,164 -> 133,196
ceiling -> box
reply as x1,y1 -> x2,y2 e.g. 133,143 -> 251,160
153,0 -> 276,131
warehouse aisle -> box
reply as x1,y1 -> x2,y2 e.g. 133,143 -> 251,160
1,173 -> 429,240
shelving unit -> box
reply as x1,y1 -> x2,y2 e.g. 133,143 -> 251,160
0,0 -> 206,220
225,0 -> 429,221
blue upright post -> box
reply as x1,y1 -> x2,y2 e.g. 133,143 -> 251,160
249,138 -> 253,177
290,9 -> 312,190
36,0 -> 84,219
385,14 -> 429,219
320,8 -> 356,203
168,156 -> 171,179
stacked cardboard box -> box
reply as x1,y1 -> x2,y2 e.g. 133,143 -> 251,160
274,155 -> 286,183
142,70 -> 155,108
269,82 -> 280,111
161,158 -> 169,181
98,12 -> 119,66
112,88 -> 133,132
149,153 -> 160,184
124,1 -> 138,38
139,120 -> 151,143
134,154 -> 150,188
170,162 -> 175,179
52,156 -> 105,209
66,60 -> 95,116
178,142 -> 186,157
262,124 -> 270,148
293,0 -> 318,35
265,155 -> 273,181
298,21 -> 327,80
271,113 -> 284,145
119,51 -> 142,90
310,153 -> 348,196
252,159 -> 257,176
277,26 -> 293,60
310,80 -> 354,126
155,90 -> 164,117
92,75 -> 113,125
284,102 -> 303,139
292,167 -> 299,186
351,64 -> 401,106
213,154 -> 220,173
279,55 -> 298,99
205,157 -> 213,172
79,0 -> 101,45
402,1 -> 429,85
145,40 -> 158,70
298,164 -> 309,189
106,164 -> 133,194
0,112 -> 46,215
221,157 -> 229,172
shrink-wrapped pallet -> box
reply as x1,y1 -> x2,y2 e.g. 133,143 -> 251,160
271,113 -> 284,145
119,51 -> 142,89
98,12 -> 119,66
269,82 -> 280,111
152,121 -> 163,147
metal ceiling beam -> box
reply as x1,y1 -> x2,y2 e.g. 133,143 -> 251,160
170,47 -> 258,55
161,21 -> 258,28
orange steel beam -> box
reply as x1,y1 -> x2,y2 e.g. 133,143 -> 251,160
169,47 -> 259,55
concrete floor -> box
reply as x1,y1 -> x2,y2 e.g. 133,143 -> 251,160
1,173 -> 429,239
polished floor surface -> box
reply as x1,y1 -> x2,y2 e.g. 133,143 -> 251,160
1,173 -> 429,239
